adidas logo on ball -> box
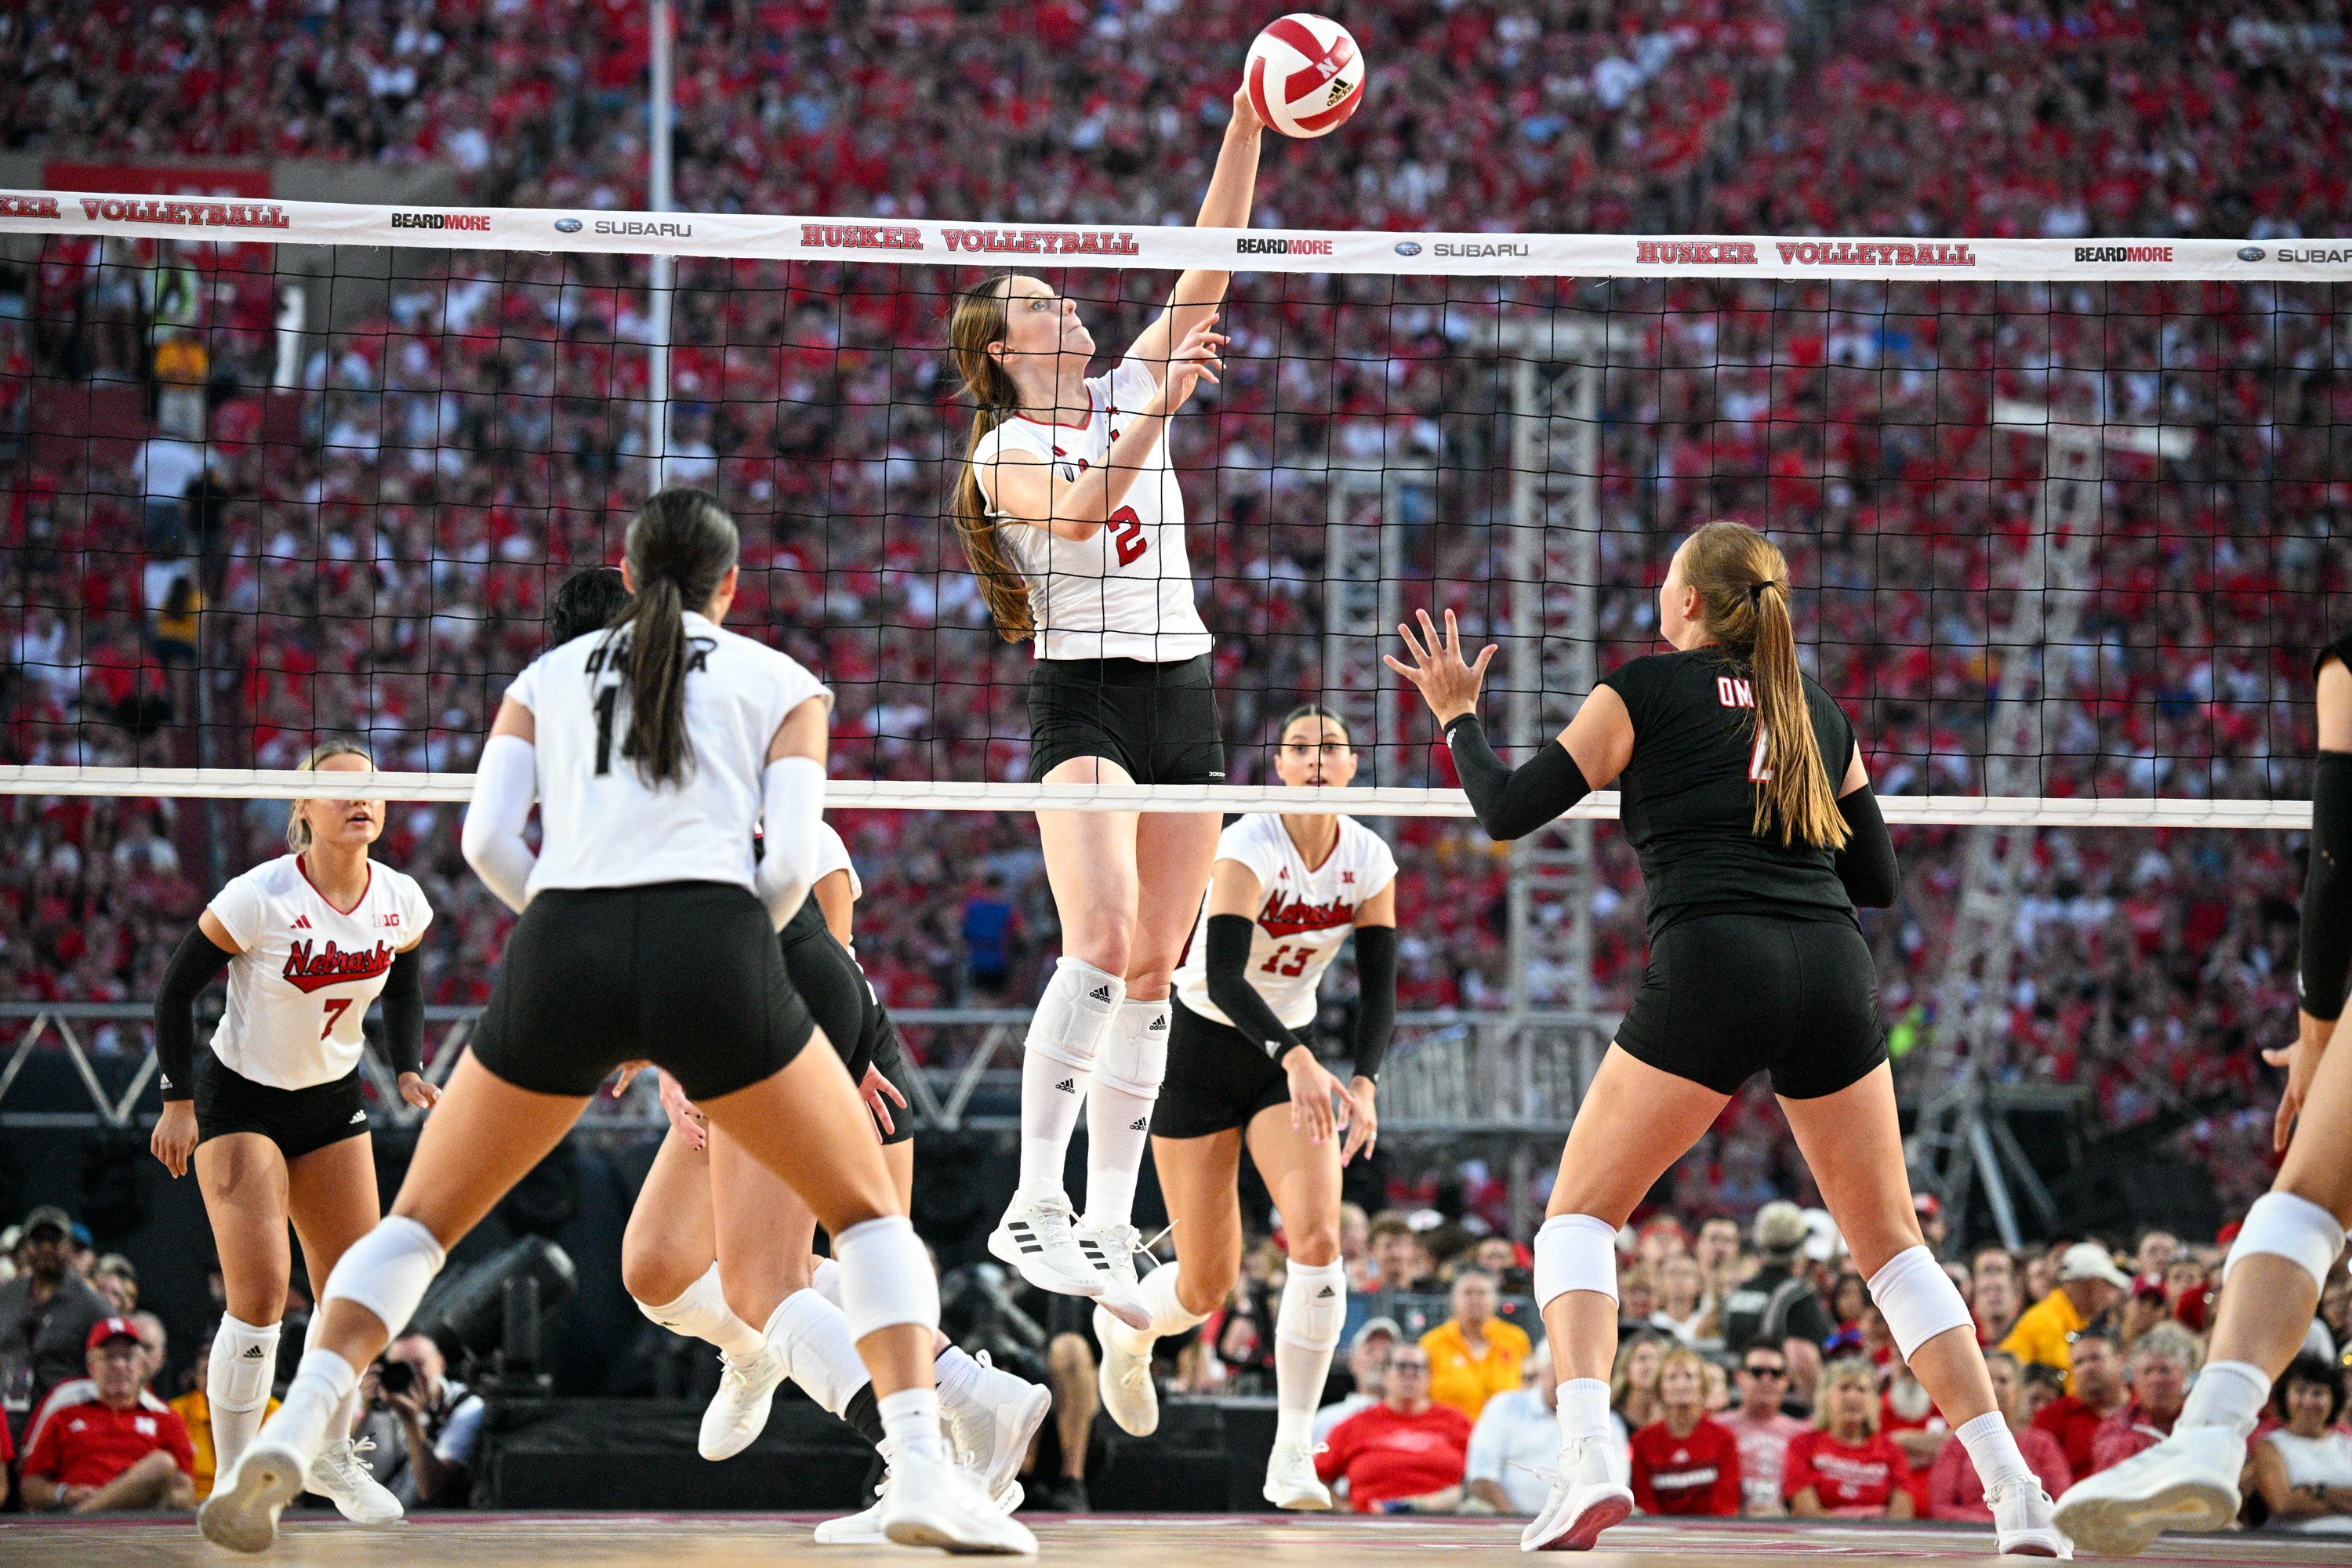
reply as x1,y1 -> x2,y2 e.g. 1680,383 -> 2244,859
1325,78 -> 1352,107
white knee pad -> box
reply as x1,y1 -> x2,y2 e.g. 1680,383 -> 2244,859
321,1215 -> 446,1341
1276,1260 -> 1346,1350
1867,1245 -> 1975,1362
1025,957 -> 1125,1071
833,1215 -> 940,1341
768,1290 -> 868,1416
2225,1191 -> 2348,1288
1095,999 -> 1170,1098
208,1315 -> 280,1411
1533,1214 -> 1619,1309
811,1255 -> 844,1309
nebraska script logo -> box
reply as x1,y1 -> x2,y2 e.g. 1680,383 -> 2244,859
281,939 -> 394,994
1259,891 -> 1355,938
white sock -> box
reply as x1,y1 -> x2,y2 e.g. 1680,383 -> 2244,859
935,1342 -> 985,1409
268,1348 -> 359,1466
1083,998 -> 1167,1230
300,1310 -> 361,1451
2179,1359 -> 2271,1440
1110,1262 -> 1207,1359
1558,1377 -> 1610,1445
1015,958 -> 1124,1197
207,1315 -> 280,1475
1954,1408 -> 2032,1492
877,1386 -> 949,1465
638,1262 -> 767,1362
1272,1260 -> 1346,1450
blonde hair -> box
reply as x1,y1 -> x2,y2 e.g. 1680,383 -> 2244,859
1813,1356 -> 1882,1432
947,274 -> 1036,641
1610,1331 -> 1666,1415
1679,520 -> 1848,849
286,740 -> 373,853
1656,1345 -> 1711,1408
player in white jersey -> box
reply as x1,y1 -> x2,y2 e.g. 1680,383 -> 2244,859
946,86 -> 1276,1327
149,742 -> 430,1528
1091,705 -> 1398,1514
202,491 -> 1032,1556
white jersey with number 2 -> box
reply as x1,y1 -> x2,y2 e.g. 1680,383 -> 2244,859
971,357 -> 1211,663
1174,812 -> 1398,1032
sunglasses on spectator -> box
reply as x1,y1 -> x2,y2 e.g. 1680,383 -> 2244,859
1741,1363 -> 1788,1377
1388,1358 -> 1431,1374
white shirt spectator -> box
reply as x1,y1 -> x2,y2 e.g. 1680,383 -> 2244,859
2263,1428 -> 2352,1534
1465,1386 -> 1562,1515
135,437 -> 206,503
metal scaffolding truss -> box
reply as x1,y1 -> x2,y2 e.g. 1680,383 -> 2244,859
1323,451 -> 1434,790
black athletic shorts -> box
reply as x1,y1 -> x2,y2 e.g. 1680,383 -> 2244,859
470,880 -> 815,1102
194,1055 -> 370,1161
1152,996 -> 1294,1139
781,921 -> 915,1146
1027,655 -> 1225,786
1613,911 -> 1886,1099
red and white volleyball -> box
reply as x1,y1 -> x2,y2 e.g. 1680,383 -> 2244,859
1245,15 -> 1365,140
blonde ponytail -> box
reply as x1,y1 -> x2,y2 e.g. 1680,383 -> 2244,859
947,275 -> 1036,642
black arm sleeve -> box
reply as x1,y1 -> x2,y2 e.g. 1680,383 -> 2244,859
380,945 -> 426,1078
1443,713 -> 1592,841
1349,924 -> 1397,1082
1834,786 -> 1899,909
154,925 -> 234,1102
2299,752 -> 2352,1021
1203,913 -> 1305,1063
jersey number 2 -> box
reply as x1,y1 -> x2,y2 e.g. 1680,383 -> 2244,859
1259,944 -> 1312,977
1109,506 -> 1149,567
320,998 -> 353,1039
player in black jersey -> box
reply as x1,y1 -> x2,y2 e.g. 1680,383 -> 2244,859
1389,521 -> 2065,1556
2055,634 -> 2352,1555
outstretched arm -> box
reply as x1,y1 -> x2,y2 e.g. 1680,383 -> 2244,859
1125,90 -> 1264,379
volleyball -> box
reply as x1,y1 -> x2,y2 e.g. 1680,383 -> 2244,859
1245,14 -> 1366,139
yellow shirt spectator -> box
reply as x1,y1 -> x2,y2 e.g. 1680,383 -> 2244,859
170,1387 -> 278,1500
1420,1271 -> 1530,1422
1998,1243 -> 2130,1388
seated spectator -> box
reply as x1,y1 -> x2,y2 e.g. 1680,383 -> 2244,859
1971,1268 -> 2020,1348
1421,1270 -> 1529,1422
1927,1351 -> 2072,1521
355,1332 -> 485,1508
19,1317 -> 194,1513
1878,1359 -> 1947,1481
1828,1272 -> 1870,1332
1785,1359 -> 1915,1519
1720,1345 -> 1806,1516
1720,1203 -> 1834,1417
1469,1236 -> 1531,1297
2089,1324 -> 2200,1475
1465,1338 -> 1562,1516
1628,1347 -> 1741,1516
1616,1265 -> 1659,1335
2017,1363 -> 2067,1426
170,1324 -> 280,1501
1314,1344 -> 1472,1514
2002,1243 -> 2130,1382
1,1206 -> 110,1433
2133,1231 -> 2179,1281
1651,1254 -> 1715,1347
1366,1215 -> 1436,1296
2252,1355 -> 2352,1534
2118,1276 -> 2173,1352
93,1256 -> 138,1315
1316,1317 -> 1399,1444
2031,1327 -> 2128,1479
1340,1205 -> 1374,1294
1612,1332 -> 1667,1443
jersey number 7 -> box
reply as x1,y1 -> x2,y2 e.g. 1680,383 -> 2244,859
1109,506 -> 1149,567
320,998 -> 353,1040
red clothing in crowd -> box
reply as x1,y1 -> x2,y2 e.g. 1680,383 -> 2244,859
20,1382 -> 194,1490
1783,1428 -> 1913,1515
1926,1422 -> 2074,1519
2031,1395 -> 2116,1479
1315,1402 -> 1475,1513
1628,1416 -> 1744,1516
2089,1403 -> 2175,1475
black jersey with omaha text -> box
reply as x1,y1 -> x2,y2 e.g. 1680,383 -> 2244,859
1597,647 -> 1860,942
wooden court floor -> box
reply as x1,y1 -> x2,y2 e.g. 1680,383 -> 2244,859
4,1511 -> 2348,1566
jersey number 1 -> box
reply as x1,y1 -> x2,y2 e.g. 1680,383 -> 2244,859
1109,506 -> 1149,567
594,688 -> 619,775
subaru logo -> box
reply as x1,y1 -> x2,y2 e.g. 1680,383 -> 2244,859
2238,245 -> 2264,262
555,218 -> 583,234
1394,241 -> 1421,256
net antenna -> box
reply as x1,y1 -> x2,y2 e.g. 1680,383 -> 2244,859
1904,404 -> 2198,1250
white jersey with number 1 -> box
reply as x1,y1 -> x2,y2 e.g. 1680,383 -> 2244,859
1173,813 -> 1398,1032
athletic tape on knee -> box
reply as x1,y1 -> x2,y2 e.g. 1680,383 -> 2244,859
833,1215 -> 940,1341
1025,957 -> 1125,1072
1533,1214 -> 1620,1309
322,1215 -> 445,1341
2224,1190 -> 2349,1287
768,1289 -> 869,1416
1094,999 -> 1170,1099
1866,1245 -> 1975,1362
209,1315 -> 280,1410
1275,1260 -> 1346,1351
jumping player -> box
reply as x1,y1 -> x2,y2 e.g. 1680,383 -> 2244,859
946,89 -> 1269,1328
1091,704 -> 1396,1514
200,490 -> 1030,1555
2052,636 -> 2352,1555
149,742 -> 430,1529
1387,521 -> 2067,1556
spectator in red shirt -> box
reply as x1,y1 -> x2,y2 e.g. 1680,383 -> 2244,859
1315,1343 -> 1474,1513
1785,1359 -> 1916,1519
2031,1327 -> 2127,1478
2088,1324 -> 2198,1475
1928,1352 -> 2073,1520
1629,1347 -> 1742,1516
20,1317 -> 195,1513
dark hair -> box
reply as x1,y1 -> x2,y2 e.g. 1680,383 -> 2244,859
549,565 -> 630,646
2276,1352 -> 2348,1424
1277,702 -> 1352,746
1679,520 -> 1846,848
616,488 -> 739,786
947,274 -> 1036,641
2071,1325 -> 2121,1352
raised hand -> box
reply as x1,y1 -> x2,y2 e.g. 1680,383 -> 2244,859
1384,607 -> 1498,725
1152,313 -> 1226,414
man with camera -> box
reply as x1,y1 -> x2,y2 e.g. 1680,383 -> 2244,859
354,1332 -> 485,1508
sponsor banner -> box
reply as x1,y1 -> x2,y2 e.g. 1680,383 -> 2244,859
3,191 -> 2348,281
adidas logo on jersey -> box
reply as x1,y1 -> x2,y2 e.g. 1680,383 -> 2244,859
292,914 -> 312,929
1055,1078 -> 1078,1094
1089,985 -> 1115,1002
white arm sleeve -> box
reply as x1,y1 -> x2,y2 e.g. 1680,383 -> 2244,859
754,756 -> 827,929
461,733 -> 539,913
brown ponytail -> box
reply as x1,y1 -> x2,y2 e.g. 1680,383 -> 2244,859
947,274 -> 1035,641
1680,520 -> 1848,848
618,488 -> 739,786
